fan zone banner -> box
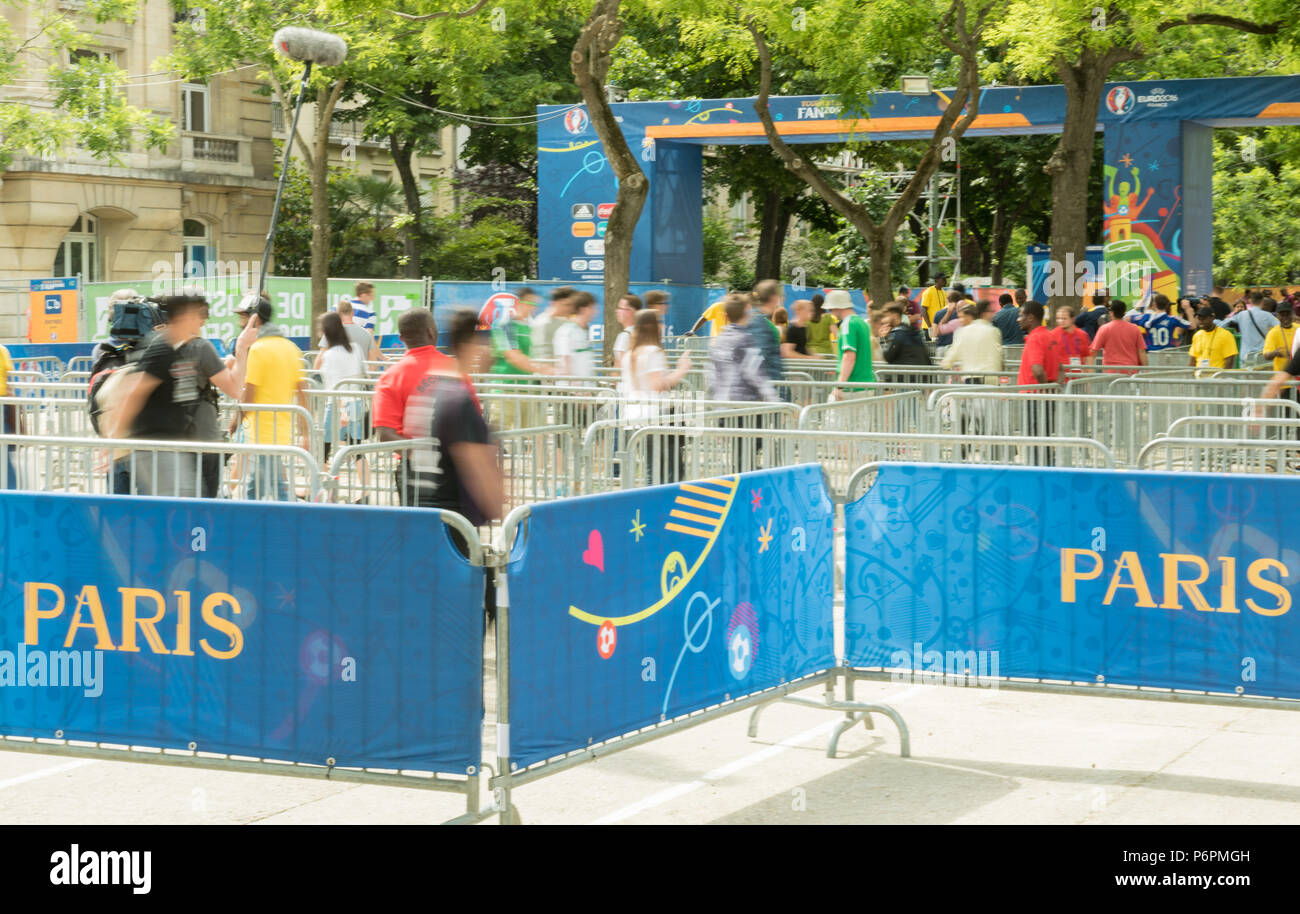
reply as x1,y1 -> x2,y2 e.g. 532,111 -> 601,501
506,465 -> 835,768
845,463 -> 1300,699
0,494 -> 483,774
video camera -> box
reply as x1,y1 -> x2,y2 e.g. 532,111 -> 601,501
108,296 -> 165,343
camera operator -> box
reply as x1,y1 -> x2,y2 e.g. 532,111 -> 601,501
111,290 -> 246,497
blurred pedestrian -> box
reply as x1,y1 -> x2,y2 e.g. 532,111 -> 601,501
706,293 -> 780,403
112,291 -> 245,497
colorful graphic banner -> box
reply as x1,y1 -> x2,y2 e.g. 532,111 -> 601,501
506,465 -> 835,768
28,278 -> 79,343
0,494 -> 483,774
845,464 -> 1300,699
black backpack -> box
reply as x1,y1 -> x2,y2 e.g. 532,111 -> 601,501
88,330 -> 165,436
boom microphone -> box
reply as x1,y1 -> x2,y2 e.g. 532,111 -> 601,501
257,27 -> 348,297
272,27 -> 348,67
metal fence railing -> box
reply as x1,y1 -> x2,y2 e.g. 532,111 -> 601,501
624,427 -> 1116,498
0,434 -> 321,500
1164,414 -> 1300,441
1137,437 -> 1300,474
929,390 -> 1300,467
581,402 -> 801,495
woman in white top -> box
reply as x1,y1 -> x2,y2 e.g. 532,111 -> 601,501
621,310 -> 692,483
622,309 -> 692,410
314,311 -> 368,459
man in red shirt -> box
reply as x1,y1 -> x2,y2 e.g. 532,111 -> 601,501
1090,300 -> 1147,373
373,309 -> 464,507
1052,304 -> 1094,382
374,309 -> 457,443
1017,301 -> 1061,386
1016,301 -> 1061,466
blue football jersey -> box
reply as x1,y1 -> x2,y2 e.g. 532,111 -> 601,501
1136,312 -> 1187,350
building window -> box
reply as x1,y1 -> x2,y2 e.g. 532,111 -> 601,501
729,194 -> 749,235
372,169 -> 390,182
52,215 -> 101,283
183,82 -> 209,133
182,219 -> 215,279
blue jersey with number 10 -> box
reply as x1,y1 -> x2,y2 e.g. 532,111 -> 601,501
1135,312 -> 1187,350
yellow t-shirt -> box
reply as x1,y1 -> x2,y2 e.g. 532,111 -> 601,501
700,301 -> 728,336
1190,326 -> 1238,371
0,345 -> 11,397
1263,324 -> 1297,371
920,286 -> 946,326
244,335 -> 303,445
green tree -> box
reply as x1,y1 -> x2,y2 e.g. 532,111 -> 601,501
0,0 -> 171,170
988,0 -> 1293,310
1211,129 -> 1300,286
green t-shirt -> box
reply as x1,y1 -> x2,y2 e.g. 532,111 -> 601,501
836,313 -> 875,386
491,316 -> 532,376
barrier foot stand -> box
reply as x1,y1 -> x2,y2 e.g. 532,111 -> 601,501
747,675 -> 910,759
774,694 -> 910,759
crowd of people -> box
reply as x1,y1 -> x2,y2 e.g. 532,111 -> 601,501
4,273 -> 1298,514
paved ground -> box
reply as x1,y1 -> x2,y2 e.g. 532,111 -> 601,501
3,675 -> 1299,825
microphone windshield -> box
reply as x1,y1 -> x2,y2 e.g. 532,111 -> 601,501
272,27 -> 348,67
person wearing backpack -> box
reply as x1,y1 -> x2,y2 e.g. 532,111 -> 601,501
110,291 -> 245,497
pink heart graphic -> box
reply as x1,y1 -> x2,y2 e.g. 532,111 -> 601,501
582,529 -> 604,572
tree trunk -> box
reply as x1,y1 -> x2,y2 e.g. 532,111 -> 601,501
310,79 -> 346,323
754,189 -> 794,280
990,204 -> 1015,285
390,135 -> 423,279
572,0 -> 649,365
1045,55 -> 1109,316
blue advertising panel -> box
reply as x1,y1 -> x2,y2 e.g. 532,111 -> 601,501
507,465 -> 835,768
845,464 -> 1300,699
0,494 -> 483,774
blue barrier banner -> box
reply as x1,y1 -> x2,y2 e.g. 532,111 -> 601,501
507,465 -> 835,768
846,464 -> 1300,698
0,494 -> 483,774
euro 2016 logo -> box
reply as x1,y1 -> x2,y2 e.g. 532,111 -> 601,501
1106,86 -> 1134,116
564,108 -> 590,135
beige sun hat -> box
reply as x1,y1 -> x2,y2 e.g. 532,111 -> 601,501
824,289 -> 855,311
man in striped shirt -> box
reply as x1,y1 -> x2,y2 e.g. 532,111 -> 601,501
348,281 -> 376,333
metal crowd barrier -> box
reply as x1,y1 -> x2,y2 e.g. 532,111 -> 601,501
1164,414 -> 1300,441
0,396 -> 95,438
1108,375 -> 1296,398
9,381 -> 89,400
623,427 -> 1116,498
581,401 -> 801,494
12,355 -> 65,380
0,489 -> 489,825
1137,436 -> 1300,474
1146,347 -> 1192,367
66,355 -> 95,374
929,390 -> 1300,467
796,390 -> 928,434
0,434 -> 321,500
